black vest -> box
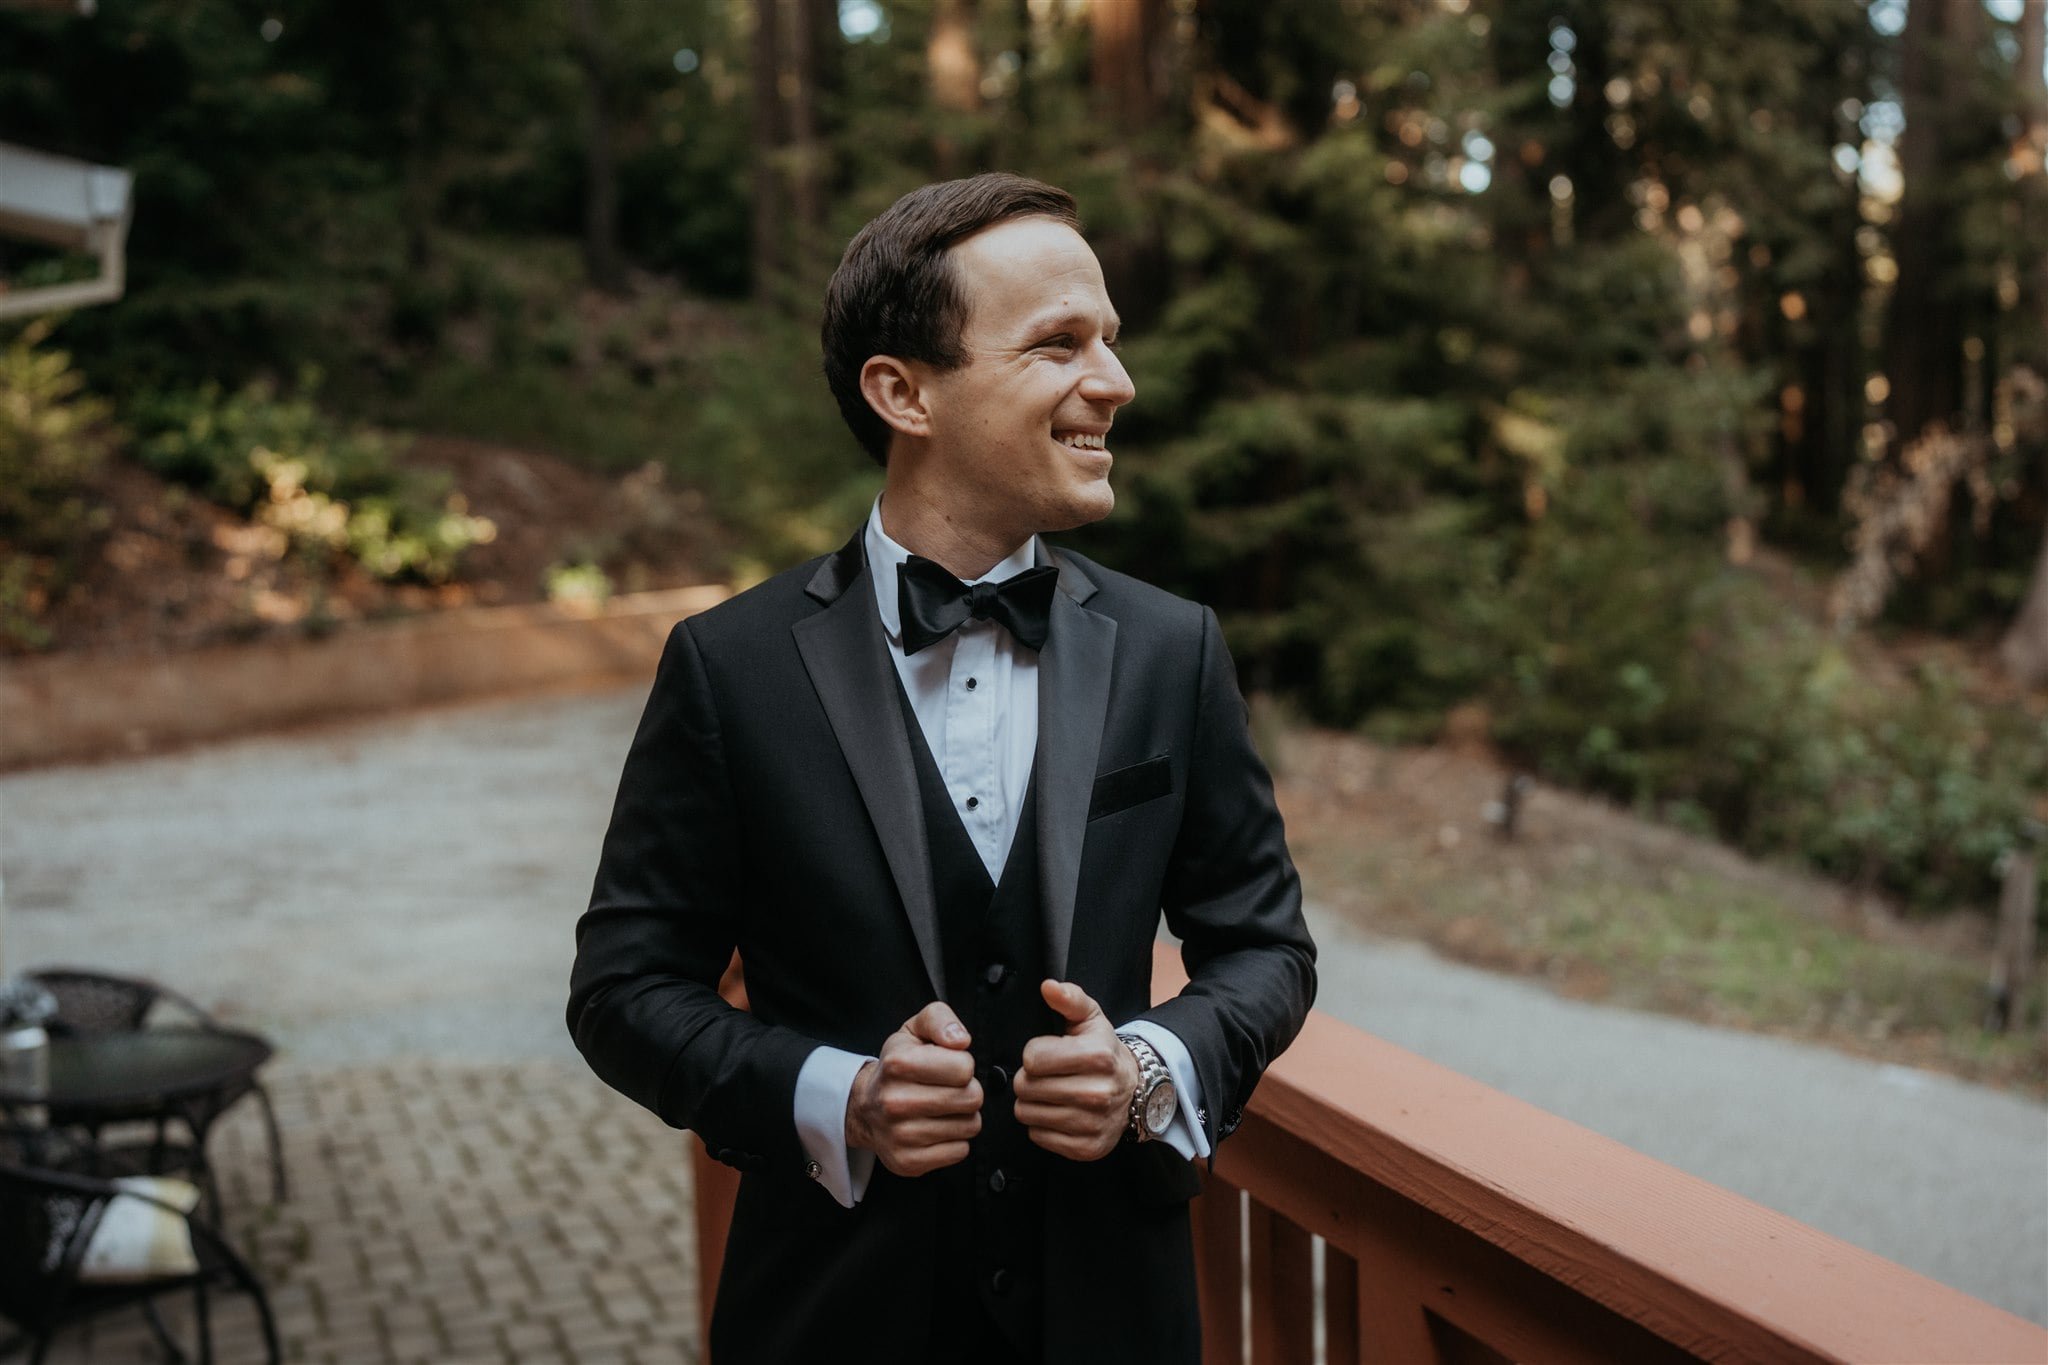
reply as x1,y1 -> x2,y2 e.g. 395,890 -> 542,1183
895,680 -> 1062,1363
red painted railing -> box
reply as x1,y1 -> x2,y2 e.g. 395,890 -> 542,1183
690,944 -> 2047,1362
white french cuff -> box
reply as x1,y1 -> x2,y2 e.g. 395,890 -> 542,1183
793,1044 -> 878,1209
1114,1019 -> 1210,1162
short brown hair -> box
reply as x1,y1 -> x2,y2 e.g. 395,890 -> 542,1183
821,173 -> 1081,466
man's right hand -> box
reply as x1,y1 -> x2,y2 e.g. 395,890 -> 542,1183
845,1001 -> 982,1177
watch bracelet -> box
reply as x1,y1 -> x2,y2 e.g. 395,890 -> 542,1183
1117,1032 -> 1171,1141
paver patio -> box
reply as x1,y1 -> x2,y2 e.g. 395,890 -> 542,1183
34,1060 -> 702,1365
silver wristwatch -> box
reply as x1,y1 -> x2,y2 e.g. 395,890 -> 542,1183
1118,1032 -> 1177,1143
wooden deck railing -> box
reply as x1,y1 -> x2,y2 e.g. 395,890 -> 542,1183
690,943 -> 2048,1362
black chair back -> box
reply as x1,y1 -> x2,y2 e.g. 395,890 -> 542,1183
27,970 -> 161,1040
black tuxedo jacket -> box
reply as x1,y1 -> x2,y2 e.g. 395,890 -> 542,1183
568,528 -> 1316,1364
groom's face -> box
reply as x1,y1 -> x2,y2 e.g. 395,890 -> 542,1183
916,215 -> 1137,536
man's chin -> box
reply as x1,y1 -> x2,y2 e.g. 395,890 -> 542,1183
1044,483 -> 1114,533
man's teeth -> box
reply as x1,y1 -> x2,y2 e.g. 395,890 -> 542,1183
1059,432 -> 1107,450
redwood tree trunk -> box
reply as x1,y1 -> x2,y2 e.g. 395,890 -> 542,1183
929,0 -> 981,114
928,0 -> 981,177
570,0 -> 627,295
786,0 -> 823,267
750,0 -> 788,296
1996,0 -> 2047,686
1091,0 -> 1169,130
2017,0 -> 2047,371
808,0 -> 844,201
1882,0 -> 1987,446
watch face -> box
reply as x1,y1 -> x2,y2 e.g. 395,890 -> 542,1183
1143,1080 -> 1177,1135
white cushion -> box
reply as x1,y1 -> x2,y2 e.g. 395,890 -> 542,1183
77,1176 -> 201,1283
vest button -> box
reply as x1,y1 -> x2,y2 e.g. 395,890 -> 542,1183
989,1268 -> 1013,1296
988,1168 -> 1007,1194
984,1064 -> 1009,1090
983,963 -> 1007,989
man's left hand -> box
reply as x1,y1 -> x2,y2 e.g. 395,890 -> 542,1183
1014,979 -> 1140,1162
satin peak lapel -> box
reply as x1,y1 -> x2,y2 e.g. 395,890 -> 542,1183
1035,558 -> 1116,982
793,539 -> 945,1001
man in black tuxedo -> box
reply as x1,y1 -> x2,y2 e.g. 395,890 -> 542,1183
569,173 -> 1315,1364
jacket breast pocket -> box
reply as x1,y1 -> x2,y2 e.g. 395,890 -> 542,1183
1088,754 -> 1173,821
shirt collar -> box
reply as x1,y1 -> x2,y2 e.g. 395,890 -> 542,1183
864,495 -> 1039,646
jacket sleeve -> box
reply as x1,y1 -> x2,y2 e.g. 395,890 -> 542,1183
1133,605 -> 1317,1153
567,618 -> 820,1173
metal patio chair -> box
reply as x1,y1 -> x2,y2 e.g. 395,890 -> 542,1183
0,1160 -> 281,1365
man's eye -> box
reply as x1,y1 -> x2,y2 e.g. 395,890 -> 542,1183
1104,336 -> 1122,352
1039,335 -> 1075,350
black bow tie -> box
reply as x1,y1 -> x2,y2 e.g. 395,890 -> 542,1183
898,555 -> 1058,655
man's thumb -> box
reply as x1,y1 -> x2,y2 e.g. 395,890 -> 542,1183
905,999 -> 971,1048
1041,979 -> 1102,1031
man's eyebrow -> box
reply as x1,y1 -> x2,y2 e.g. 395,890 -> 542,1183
1018,308 -> 1122,338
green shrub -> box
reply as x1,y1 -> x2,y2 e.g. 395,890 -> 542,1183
0,321 -> 118,649
1487,463 -> 2045,913
0,320 -> 115,556
128,377 -> 493,583
1752,658 -> 2047,910
543,561 -> 612,610
1488,459 -> 1740,806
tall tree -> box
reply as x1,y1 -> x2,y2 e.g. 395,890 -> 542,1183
928,0 -> 980,114
785,0 -> 824,265
807,0 -> 846,199
1550,0 -> 1629,243
570,0 -> 628,294
1999,0 -> 2048,688
749,0 -> 832,295
1883,0 -> 1998,446
927,0 -> 981,177
2015,0 -> 2047,370
749,0 -> 788,293
1091,0 -> 1170,130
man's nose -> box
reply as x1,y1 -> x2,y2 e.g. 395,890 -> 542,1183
1082,340 -> 1137,408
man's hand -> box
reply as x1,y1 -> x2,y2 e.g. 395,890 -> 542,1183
845,1001 -> 983,1177
1014,980 -> 1140,1162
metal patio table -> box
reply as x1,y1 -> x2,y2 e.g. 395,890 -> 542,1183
0,1027 -> 274,1215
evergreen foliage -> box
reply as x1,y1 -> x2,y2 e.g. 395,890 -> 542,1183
0,321 -> 115,647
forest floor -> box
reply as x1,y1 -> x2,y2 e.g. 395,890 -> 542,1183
1270,722 -> 2046,1095
31,438 -> 2047,1096
26,435 -> 731,657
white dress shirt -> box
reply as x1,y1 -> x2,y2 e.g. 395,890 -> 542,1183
792,496 -> 1209,1208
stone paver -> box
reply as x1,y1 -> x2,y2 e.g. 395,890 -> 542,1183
31,1060 -> 700,1365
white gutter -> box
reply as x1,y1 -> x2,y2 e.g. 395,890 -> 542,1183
0,141 -> 133,319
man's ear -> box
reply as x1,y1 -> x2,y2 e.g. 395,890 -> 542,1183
859,355 -> 931,442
